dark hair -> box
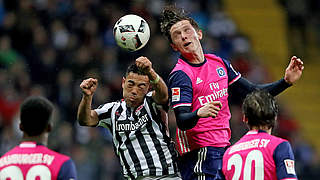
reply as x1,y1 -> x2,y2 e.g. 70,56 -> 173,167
160,5 -> 200,43
242,90 -> 279,129
20,96 -> 54,136
125,63 -> 146,77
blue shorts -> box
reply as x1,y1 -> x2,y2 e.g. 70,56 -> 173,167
177,147 -> 226,180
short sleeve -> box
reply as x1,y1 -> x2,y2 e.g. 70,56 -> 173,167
274,141 -> 298,180
168,70 -> 193,108
94,102 -> 115,127
57,159 -> 77,180
221,58 -> 241,85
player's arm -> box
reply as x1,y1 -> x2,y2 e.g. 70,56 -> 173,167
168,71 -> 222,130
229,77 -> 292,101
136,56 -> 168,105
226,56 -> 303,101
77,78 -> 99,127
273,141 -> 298,180
57,159 -> 77,180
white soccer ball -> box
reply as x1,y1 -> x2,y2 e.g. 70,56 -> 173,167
113,14 -> 150,51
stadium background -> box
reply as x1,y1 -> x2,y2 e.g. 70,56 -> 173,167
0,0 -> 319,179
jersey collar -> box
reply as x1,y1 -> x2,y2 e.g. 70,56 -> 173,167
179,55 -> 207,67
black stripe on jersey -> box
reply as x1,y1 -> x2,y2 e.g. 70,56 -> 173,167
98,105 -> 114,120
146,98 -> 171,143
113,104 -> 136,179
145,117 -> 169,175
115,131 -> 135,179
134,129 -> 157,175
124,131 -> 143,177
146,97 -> 178,174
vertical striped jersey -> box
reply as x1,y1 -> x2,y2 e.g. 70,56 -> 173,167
95,92 -> 178,179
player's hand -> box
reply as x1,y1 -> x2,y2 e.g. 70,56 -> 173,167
197,101 -> 222,118
80,78 -> 98,96
284,56 -> 304,85
136,56 -> 153,74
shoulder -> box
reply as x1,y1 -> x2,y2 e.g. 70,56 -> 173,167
96,101 -> 118,110
270,134 -> 288,144
169,70 -> 190,82
45,147 -> 71,161
0,146 -> 17,157
145,92 -> 154,103
95,101 -> 121,115
58,159 -> 77,179
205,53 -> 223,62
170,58 -> 194,76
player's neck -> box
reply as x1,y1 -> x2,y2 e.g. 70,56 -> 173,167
251,126 -> 272,134
182,48 -> 204,64
22,133 -> 48,146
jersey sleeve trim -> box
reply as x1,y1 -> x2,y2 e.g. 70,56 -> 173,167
172,103 -> 192,108
229,74 -> 241,85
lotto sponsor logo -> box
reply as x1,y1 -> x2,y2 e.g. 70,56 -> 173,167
0,153 -> 55,167
172,88 -> 180,102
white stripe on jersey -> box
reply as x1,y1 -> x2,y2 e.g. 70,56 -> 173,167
177,129 -> 190,154
130,134 -> 149,176
177,130 -> 185,154
184,131 -> 190,152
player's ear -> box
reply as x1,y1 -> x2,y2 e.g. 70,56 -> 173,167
122,77 -> 126,88
46,124 -> 52,133
19,123 -> 24,131
170,43 -> 178,51
197,30 -> 203,40
242,115 -> 248,124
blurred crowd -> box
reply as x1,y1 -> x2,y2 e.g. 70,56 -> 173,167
0,0 -> 318,179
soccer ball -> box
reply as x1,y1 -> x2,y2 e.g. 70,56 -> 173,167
113,14 -> 150,51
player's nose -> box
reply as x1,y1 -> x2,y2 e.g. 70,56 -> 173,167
131,87 -> 138,95
181,32 -> 187,41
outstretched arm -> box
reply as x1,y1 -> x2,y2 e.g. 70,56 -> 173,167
77,78 -> 99,127
136,56 -> 168,105
230,56 -> 304,101
284,56 -> 304,85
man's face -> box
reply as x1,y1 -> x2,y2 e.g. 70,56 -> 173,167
122,72 -> 150,108
169,20 -> 202,55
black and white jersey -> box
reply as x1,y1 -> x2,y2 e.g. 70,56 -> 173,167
95,92 -> 178,179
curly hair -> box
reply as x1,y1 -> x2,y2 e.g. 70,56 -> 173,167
160,5 -> 200,43
20,96 -> 53,136
242,90 -> 279,129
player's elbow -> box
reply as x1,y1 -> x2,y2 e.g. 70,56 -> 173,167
176,119 -> 195,131
78,119 -> 87,126
78,117 -> 97,127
